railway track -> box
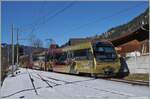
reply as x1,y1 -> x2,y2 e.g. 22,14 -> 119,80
2,68 -> 150,99
29,70 -> 133,97
46,71 -> 149,86
30,69 -> 149,87
30,69 -> 95,87
105,78 -> 149,86
29,69 -> 56,88
55,72 -> 149,86
26,69 -> 38,95
6,68 -> 149,98
27,68 -> 148,99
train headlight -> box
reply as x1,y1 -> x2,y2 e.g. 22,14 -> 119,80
123,68 -> 128,72
112,54 -> 116,58
103,67 -> 114,75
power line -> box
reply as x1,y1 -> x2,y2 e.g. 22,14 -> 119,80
23,3 -> 49,31
19,2 -> 146,45
17,2 -> 75,46
19,1 -> 75,40
64,2 -> 146,33
29,1 -> 75,34
19,1 -> 49,32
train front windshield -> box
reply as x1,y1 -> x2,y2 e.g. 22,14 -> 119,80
93,45 -> 117,61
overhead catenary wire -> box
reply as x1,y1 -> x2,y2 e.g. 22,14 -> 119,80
64,2 -> 147,33
19,2 -> 147,46
29,1 -> 75,35
19,1 -> 47,32
18,1 -> 75,44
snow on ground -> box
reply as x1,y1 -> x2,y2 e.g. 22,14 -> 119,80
1,68 -> 150,99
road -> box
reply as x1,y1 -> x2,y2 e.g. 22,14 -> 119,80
1,68 -> 150,99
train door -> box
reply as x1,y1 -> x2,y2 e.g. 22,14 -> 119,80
53,52 -> 68,73
67,51 -> 77,74
73,48 -> 94,74
45,54 -> 53,71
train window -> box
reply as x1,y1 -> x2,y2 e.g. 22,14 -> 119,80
33,56 -> 38,61
38,56 -> 45,60
97,47 -> 104,52
45,55 -> 53,62
58,52 -> 67,62
67,51 -> 74,59
73,49 -> 91,60
93,46 -> 117,61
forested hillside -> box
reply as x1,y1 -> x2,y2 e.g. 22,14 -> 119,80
99,8 -> 149,39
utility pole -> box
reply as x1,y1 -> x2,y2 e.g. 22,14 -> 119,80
45,38 -> 53,71
17,28 -> 19,69
7,46 -> 9,65
11,24 -> 15,77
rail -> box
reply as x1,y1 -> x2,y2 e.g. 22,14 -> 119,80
106,78 -> 149,86
26,69 -> 38,95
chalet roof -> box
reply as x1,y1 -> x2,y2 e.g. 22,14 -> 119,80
110,24 -> 149,47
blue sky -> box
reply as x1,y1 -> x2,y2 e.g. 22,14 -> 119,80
2,1 -> 148,47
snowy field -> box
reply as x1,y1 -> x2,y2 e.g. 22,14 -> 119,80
1,68 -> 150,99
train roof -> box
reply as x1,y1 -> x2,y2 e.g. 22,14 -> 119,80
47,48 -> 63,55
62,40 -> 113,52
92,40 -> 113,47
47,40 -> 113,53
62,42 -> 92,52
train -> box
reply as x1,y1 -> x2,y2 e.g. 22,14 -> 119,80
20,40 -> 129,78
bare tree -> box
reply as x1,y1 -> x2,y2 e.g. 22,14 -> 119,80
31,38 -> 43,48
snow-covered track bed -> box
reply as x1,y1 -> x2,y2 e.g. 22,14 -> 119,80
1,68 -> 150,99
